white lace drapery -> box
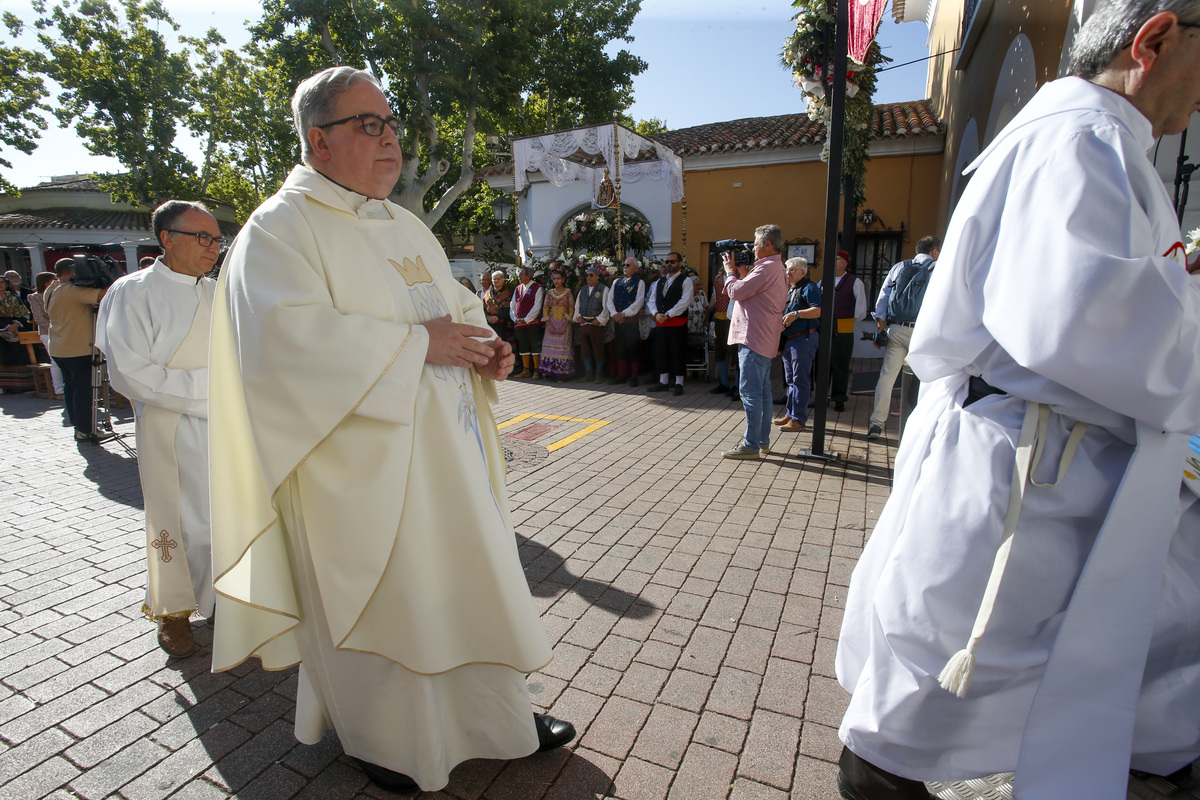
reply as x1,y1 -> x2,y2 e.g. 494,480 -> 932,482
512,124 -> 684,203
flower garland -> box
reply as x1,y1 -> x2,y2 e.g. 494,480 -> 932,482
561,208 -> 654,257
781,0 -> 888,205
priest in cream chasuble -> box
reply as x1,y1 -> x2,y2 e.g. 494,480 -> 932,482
208,67 -> 568,793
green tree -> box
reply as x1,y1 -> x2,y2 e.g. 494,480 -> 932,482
252,0 -> 646,228
184,32 -> 297,219
33,0 -> 197,205
0,13 -> 49,195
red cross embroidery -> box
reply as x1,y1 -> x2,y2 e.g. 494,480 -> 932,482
152,530 -> 177,563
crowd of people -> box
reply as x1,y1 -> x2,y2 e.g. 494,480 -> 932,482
7,3 -> 1200,798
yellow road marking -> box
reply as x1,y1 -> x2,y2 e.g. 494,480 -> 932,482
497,413 -> 612,452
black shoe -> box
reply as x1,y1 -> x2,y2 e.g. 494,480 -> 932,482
774,396 -> 786,404
628,377 -> 639,387
834,402 -> 846,413
709,383 -> 729,394
534,713 -> 576,752
671,385 -> 683,397
728,392 -> 740,402
647,382 -> 669,392
837,747 -> 934,800
608,377 -> 624,385
1131,763 -> 1193,784
354,758 -> 418,793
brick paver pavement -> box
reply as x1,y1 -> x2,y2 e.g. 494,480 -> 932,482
3,371 -> 1184,799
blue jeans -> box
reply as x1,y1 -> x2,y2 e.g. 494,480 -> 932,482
782,333 -> 819,424
738,348 -> 773,450
53,354 -> 94,434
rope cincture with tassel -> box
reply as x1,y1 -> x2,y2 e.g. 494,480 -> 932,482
937,401 -> 1089,697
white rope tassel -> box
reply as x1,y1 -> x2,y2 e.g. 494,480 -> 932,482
939,402 -> 1044,698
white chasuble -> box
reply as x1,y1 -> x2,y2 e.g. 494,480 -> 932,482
209,166 -> 551,789
835,77 -> 1200,800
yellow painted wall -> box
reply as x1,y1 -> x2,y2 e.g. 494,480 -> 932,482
672,151 -> 943,288
925,0 -> 1072,227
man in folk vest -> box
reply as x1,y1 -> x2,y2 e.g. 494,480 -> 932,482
95,200 -> 222,658
510,265 -> 544,378
646,252 -> 693,397
820,250 -> 866,413
867,235 -> 940,441
606,256 -> 647,386
573,265 -> 610,382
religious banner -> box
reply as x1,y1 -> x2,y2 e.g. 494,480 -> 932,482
848,0 -> 888,64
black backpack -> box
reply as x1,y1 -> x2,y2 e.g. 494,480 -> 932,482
887,259 -> 935,324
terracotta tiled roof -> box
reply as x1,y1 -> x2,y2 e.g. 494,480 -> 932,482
0,206 -> 240,238
476,100 -> 942,177
0,207 -> 149,231
654,100 -> 942,157
23,176 -> 106,192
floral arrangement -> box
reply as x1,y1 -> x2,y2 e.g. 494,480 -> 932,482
560,207 -> 654,257
781,0 -> 889,205
1186,226 -> 1199,256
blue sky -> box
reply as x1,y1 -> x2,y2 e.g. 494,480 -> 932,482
0,0 -> 931,188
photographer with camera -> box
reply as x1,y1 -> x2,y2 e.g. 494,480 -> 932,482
45,258 -> 108,441
720,225 -> 788,460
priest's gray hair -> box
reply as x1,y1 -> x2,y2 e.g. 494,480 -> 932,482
152,200 -> 212,248
292,66 -> 384,163
1069,0 -> 1200,78
754,224 -> 785,255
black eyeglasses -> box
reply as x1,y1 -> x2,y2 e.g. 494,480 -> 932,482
317,113 -> 401,137
663,259 -> 680,265
167,230 -> 226,248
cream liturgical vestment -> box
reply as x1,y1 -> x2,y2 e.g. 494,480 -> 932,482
836,78 -> 1200,800
95,259 -> 216,620
208,166 -> 552,791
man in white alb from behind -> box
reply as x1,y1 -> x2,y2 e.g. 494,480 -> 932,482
835,3 -> 1200,799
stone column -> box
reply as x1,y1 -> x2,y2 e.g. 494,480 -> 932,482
25,244 -> 45,276
121,242 -> 140,273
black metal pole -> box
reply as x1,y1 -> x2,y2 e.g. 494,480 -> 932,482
1175,127 -> 1194,224
807,0 -> 849,459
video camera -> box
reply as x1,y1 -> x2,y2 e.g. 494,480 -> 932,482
861,329 -> 889,348
71,253 -> 124,289
715,238 -> 755,268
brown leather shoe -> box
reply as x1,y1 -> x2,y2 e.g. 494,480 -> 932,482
773,415 -> 790,426
780,419 -> 805,432
157,616 -> 195,658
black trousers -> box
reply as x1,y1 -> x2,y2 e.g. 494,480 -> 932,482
53,354 -> 93,433
613,321 -> 641,370
830,331 -> 854,402
653,324 -> 687,382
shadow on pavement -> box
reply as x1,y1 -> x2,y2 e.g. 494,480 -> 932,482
76,433 -> 144,508
518,533 -> 656,619
0,391 -> 63,420
776,453 -> 894,489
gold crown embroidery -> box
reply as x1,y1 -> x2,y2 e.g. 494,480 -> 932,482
389,255 -> 433,286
